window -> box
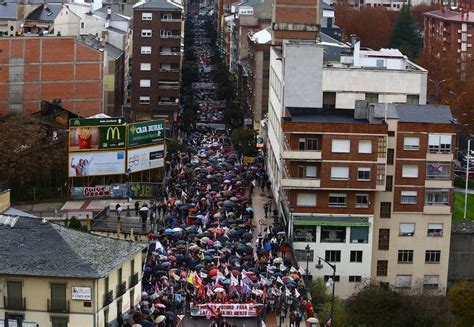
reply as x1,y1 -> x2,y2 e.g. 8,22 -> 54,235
142,12 -> 152,20
325,250 -> 341,262
50,283 -> 67,312
385,175 -> 393,191
358,140 -> 372,153
376,260 -> 388,276
307,139 -> 318,150
350,251 -> 363,262
425,189 -> 449,206
407,94 -> 419,104
140,63 -> 151,71
402,165 -> 419,178
356,194 -> 369,208
388,131 -> 395,137
425,250 -> 441,263
7,281 -> 23,310
294,226 -> 317,242
399,223 -> 415,236
398,250 -> 414,263
141,29 -> 152,37
331,139 -> 350,153
324,275 -> 340,282
296,193 -> 316,207
423,275 -> 439,289
400,191 -> 417,204
350,227 -> 369,243
81,22 -> 84,28
298,138 -> 305,150
331,167 -> 349,180
328,193 -> 347,207
428,134 -> 452,153
349,276 -> 362,283
403,137 -> 420,150
139,96 -> 150,105
378,229 -> 390,250
427,162 -> 451,179
321,226 -> 346,243
365,93 -> 379,103
141,46 -> 152,54
294,249 -> 314,262
357,167 -> 371,181
380,202 -> 391,218
140,79 -> 151,88
427,223 -> 443,237
263,51 -> 270,60
52,317 -> 68,327
160,29 -> 172,38
323,92 -> 336,108
387,148 -> 394,165
395,275 -> 412,288
298,166 -> 317,178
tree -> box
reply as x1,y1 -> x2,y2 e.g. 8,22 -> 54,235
68,217 -> 82,230
231,128 -> 256,156
309,278 -> 348,326
181,96 -> 198,131
182,61 -> 199,89
390,4 -> 423,60
447,281 -> 474,326
224,102 -> 244,129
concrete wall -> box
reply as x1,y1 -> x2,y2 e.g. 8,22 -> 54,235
54,7 -> 81,36
448,231 -> 474,283
0,190 -> 11,213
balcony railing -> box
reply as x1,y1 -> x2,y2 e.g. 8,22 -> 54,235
158,85 -> 180,89
158,101 -> 178,106
4,296 -> 26,311
160,51 -> 181,56
117,282 -> 127,297
103,290 -> 114,307
47,299 -> 70,313
129,273 -> 139,288
161,18 -> 181,22
159,69 -> 180,73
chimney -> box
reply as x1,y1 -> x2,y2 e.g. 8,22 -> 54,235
351,35 -> 361,67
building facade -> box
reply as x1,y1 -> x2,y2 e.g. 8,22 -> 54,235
131,0 -> 184,120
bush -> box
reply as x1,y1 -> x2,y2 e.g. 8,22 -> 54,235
68,216 -> 82,230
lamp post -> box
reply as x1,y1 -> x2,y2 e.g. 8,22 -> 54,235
428,78 -> 447,101
316,257 -> 336,325
305,244 -> 312,285
288,204 -> 295,242
464,139 -> 474,220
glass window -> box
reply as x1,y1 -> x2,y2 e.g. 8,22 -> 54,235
349,276 -> 362,283
399,223 -> 415,236
321,226 -> 346,243
401,191 -> 417,204
141,46 -> 151,54
328,193 -> 347,207
425,250 -> 441,263
139,96 -> 150,105
387,148 -> 394,165
402,165 -> 418,178
398,250 -> 414,263
307,139 -> 318,150
380,202 -> 391,218
425,189 -> 449,205
358,140 -> 372,154
306,166 -> 317,178
52,317 -> 68,327
403,137 -> 420,150
294,249 -> 314,262
350,227 -> 369,243
298,138 -> 305,150
376,260 -> 388,276
350,250 -> 363,262
395,275 -> 412,288
296,193 -> 316,207
426,162 -> 451,179
7,281 -> 23,310
428,134 -> 452,153
407,95 -> 419,104
142,12 -> 152,20
385,175 -> 393,191
357,167 -> 371,181
324,275 -> 340,282
365,93 -> 379,103
331,167 -> 349,180
325,250 -> 341,262
427,223 -> 443,237
423,275 -> 439,289
331,139 -> 350,153
140,63 -> 151,71
141,29 -> 152,37
356,194 -> 369,208
293,226 -> 317,242
51,283 -> 67,312
378,229 -> 390,250
140,79 -> 151,88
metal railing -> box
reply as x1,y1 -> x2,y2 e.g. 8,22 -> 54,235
4,296 -> 26,311
117,282 -> 127,297
103,290 -> 114,307
47,299 -> 69,313
129,273 -> 139,287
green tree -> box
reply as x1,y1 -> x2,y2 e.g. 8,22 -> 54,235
224,102 -> 244,129
448,281 -> 474,326
390,4 -> 422,60
68,216 -> 82,230
182,61 -> 199,89
231,128 -> 256,156
181,96 -> 198,131
309,278 -> 348,326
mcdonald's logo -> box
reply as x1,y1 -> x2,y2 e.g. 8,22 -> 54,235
106,126 -> 121,140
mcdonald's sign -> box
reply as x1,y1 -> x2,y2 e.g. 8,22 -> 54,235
106,126 -> 121,141
100,125 -> 125,149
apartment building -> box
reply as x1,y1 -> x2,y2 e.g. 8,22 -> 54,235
0,217 -> 145,327
424,9 -> 474,80
265,40 -> 453,297
131,0 -> 184,120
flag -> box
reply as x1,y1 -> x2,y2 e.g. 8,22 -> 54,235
242,268 -> 247,275
277,276 -> 284,285
285,288 -> 291,297
298,267 -> 306,275
155,240 -> 164,252
295,289 -> 301,298
260,275 -> 269,286
187,271 -> 195,284
193,273 -> 202,288
290,266 -> 297,273
200,272 -> 208,279
224,265 -> 230,276
207,287 -> 215,297
231,274 -> 239,286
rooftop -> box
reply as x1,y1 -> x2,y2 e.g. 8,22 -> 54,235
133,0 -> 183,10
284,108 -> 370,124
248,27 -> 271,44
0,217 -> 145,278
373,104 -> 454,124
452,221 -> 474,233
424,9 -> 474,23
25,3 -> 63,22
0,2 -> 17,20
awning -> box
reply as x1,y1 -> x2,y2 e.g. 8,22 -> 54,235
294,215 -> 370,227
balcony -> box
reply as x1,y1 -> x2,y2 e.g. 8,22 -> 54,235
159,69 -> 180,73
160,51 -> 181,56
158,84 -> 179,90
158,101 -> 178,106
160,34 -> 182,39
47,299 -> 70,313
161,18 -> 181,23
425,179 -> 452,189
281,178 -> 321,189
281,150 -> 321,160
103,290 -> 114,307
423,205 -> 451,215
4,296 -> 26,311
129,273 -> 139,288
426,152 -> 453,161
117,282 -> 127,297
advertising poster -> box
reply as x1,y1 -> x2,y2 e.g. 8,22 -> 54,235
69,151 -> 125,177
127,144 -> 165,173
72,287 -> 91,301
69,126 -> 126,151
70,184 -> 128,200
190,303 -> 257,317
127,120 -> 165,147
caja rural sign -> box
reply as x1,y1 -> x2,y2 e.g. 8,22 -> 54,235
128,120 -> 165,147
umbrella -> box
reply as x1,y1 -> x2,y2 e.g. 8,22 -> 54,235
155,303 -> 166,309
214,287 -> 225,293
155,315 -> 166,323
140,206 -> 150,211
164,228 -> 175,234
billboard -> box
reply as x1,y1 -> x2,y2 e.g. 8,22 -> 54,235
127,120 -> 165,147
127,144 -> 164,173
69,125 -> 126,151
69,151 -> 125,177
70,117 -> 126,126
70,184 -> 129,199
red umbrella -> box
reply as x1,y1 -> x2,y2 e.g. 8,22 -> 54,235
209,268 -> 219,277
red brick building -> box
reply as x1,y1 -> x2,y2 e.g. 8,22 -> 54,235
131,0 -> 184,120
0,37 -> 105,117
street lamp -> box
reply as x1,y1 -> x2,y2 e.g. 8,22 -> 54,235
316,257 -> 336,326
288,204 -> 295,242
428,78 -> 447,101
464,139 -> 474,220
305,244 -> 312,284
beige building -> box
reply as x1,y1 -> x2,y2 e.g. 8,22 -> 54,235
0,217 -> 146,327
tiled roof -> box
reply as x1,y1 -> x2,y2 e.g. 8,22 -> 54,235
373,104 -> 454,124
25,3 -> 63,22
134,0 -> 182,10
